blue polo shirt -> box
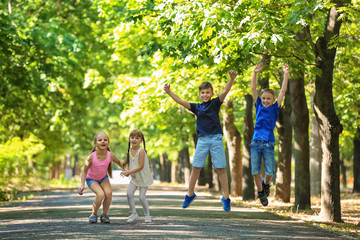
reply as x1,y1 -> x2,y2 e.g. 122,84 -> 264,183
190,96 -> 223,137
252,97 -> 281,142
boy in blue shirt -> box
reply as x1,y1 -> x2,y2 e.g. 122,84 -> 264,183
164,70 -> 237,211
251,63 -> 289,206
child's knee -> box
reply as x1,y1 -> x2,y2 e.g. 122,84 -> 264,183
96,192 -> 105,199
139,195 -> 147,203
104,191 -> 112,199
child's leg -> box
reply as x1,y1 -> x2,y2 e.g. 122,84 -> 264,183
250,140 -> 263,191
127,183 -> 137,214
188,136 -> 210,197
139,187 -> 150,216
89,182 -> 106,215
263,141 -> 275,185
253,174 -> 263,191
187,167 -> 202,196
100,180 -> 112,214
216,168 -> 229,199
264,175 -> 272,185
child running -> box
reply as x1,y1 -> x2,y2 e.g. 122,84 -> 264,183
78,132 -> 123,223
164,70 -> 237,211
250,63 -> 290,206
121,129 -> 154,223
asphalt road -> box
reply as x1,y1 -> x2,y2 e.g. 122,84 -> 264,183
0,183 -> 352,239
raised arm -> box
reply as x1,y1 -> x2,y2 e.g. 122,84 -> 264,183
219,70 -> 237,102
251,63 -> 264,101
277,64 -> 290,107
78,155 -> 92,195
164,83 -> 191,109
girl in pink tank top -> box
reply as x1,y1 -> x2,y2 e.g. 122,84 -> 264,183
78,132 -> 123,224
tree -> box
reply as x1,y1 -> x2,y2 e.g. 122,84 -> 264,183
275,76 -> 292,203
290,72 -> 310,210
242,94 -> 255,200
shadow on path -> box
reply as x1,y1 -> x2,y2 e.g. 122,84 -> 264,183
0,184 -> 351,239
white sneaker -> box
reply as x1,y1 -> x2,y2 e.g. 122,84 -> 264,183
126,213 -> 139,223
144,215 -> 152,223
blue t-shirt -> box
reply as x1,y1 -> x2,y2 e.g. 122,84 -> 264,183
252,97 -> 281,142
190,96 -> 223,137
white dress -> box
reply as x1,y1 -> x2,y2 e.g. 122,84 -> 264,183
129,148 -> 153,187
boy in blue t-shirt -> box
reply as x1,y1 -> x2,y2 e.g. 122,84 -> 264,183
164,70 -> 237,211
251,63 -> 289,206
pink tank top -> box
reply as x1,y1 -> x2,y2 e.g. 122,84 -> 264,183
87,151 -> 111,180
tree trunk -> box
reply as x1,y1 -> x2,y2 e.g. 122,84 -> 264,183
177,146 -> 190,185
171,162 -> 177,183
242,94 -> 255,200
160,153 -> 171,182
340,157 -> 347,189
353,126 -> 360,193
259,54 -> 271,89
290,74 -> 310,210
313,5 -> 343,222
310,90 -> 322,196
275,82 -> 292,202
222,99 -> 242,197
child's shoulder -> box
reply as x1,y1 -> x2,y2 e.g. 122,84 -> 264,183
86,153 -> 94,162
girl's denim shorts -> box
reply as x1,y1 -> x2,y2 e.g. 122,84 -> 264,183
86,175 -> 109,187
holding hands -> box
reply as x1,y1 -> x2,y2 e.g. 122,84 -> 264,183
121,170 -> 131,177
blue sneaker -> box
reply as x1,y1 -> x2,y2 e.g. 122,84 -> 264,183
182,193 -> 197,208
221,197 -> 231,211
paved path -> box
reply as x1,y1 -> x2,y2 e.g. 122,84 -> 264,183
0,184 -> 351,239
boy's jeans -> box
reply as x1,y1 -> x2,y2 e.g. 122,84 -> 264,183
250,139 -> 274,176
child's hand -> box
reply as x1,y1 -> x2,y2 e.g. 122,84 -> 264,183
229,70 -> 237,80
78,186 -> 84,195
283,64 -> 290,74
120,170 -> 131,177
254,63 -> 264,73
164,83 -> 171,94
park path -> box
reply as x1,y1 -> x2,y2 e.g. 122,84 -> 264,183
0,183 -> 352,240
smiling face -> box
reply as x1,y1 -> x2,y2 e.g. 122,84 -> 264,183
94,132 -> 110,150
129,131 -> 143,149
261,91 -> 275,108
199,88 -> 214,103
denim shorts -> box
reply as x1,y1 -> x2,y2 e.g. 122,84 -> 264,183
250,139 -> 275,176
86,175 -> 109,188
193,134 -> 226,169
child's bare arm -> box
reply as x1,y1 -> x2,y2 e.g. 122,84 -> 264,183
164,83 -> 191,109
78,155 -> 92,195
219,70 -> 237,102
111,153 -> 124,169
277,64 -> 290,107
251,63 -> 264,100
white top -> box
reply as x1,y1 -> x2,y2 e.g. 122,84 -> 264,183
129,148 -> 153,187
